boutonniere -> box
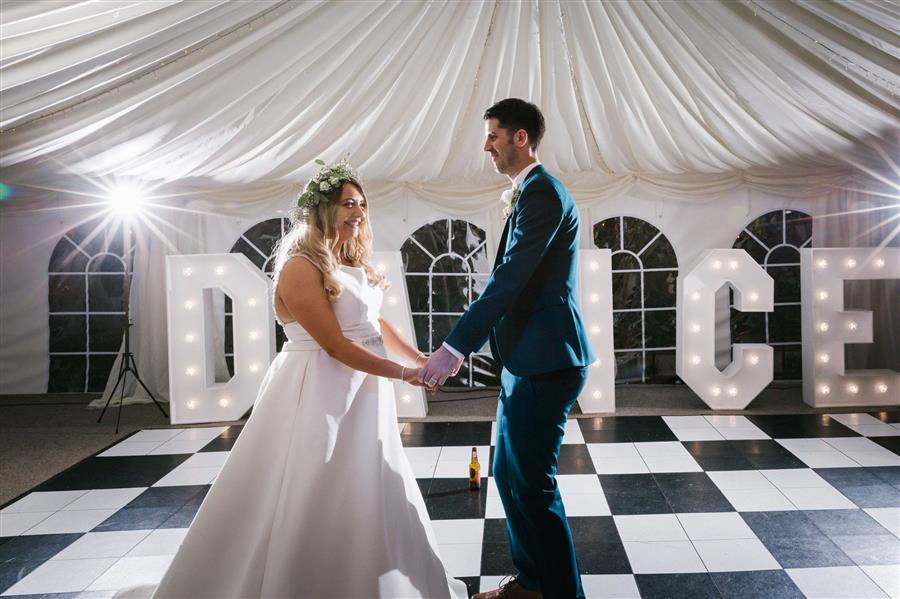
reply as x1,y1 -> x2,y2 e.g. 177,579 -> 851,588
500,185 -> 520,220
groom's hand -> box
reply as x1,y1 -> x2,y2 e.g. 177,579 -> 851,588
418,346 -> 463,389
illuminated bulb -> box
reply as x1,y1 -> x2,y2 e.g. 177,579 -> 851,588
215,265 -> 225,275
847,321 -> 858,331
388,296 -> 398,305
816,258 -> 828,269
249,363 -> 260,373
711,260 -> 723,270
182,267 -> 193,277
874,258 -> 885,268
248,331 -> 260,340
184,333 -> 195,343
748,354 -> 759,365
690,291 -> 701,301
218,397 -> 230,407
589,261 -> 599,271
401,394 -> 412,404
818,322 -> 829,333
846,382 -> 859,394
818,353 -> 830,364
186,400 -> 197,409
817,291 -> 829,301
690,355 -> 701,365
710,386 -> 722,397
748,292 -> 759,302
589,293 -> 599,303
247,298 -> 258,307
819,384 -> 830,395
591,325 -> 601,335
185,367 -> 196,377
184,300 -> 195,310
690,323 -> 701,333
592,389 -> 602,400
845,258 -> 856,268
727,387 -> 738,397
728,260 -> 739,270
875,382 -> 888,394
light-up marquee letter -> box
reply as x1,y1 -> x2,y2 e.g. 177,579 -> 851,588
579,249 -> 615,413
677,249 -> 774,409
166,253 -> 275,424
801,248 -> 899,407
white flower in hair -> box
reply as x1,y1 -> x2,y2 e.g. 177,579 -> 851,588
320,181 -> 331,192
330,177 -> 340,186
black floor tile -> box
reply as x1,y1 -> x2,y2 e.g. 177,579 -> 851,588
829,534 -> 900,566
747,415 -> 860,438
578,429 -> 636,443
567,516 -> 619,543
443,422 -> 492,446
870,436 -> 900,456
0,561 -> 45,595
92,506 -> 180,531
126,485 -> 208,509
869,466 -> 900,486
603,488 -> 672,515
689,454 -> 757,471
652,472 -> 719,493
816,467 -> 885,488
872,411 -> 900,423
480,542 -> 515,576
0,534 -> 82,563
578,417 -> 676,443
651,473 -> 733,511
741,511 -> 822,539
400,422 -> 448,447
635,573 -> 722,598
729,440 -> 807,469
838,484 -> 900,508
710,570 -> 804,599
424,478 -> 486,520
575,541 -> 632,574
34,455 -> 190,491
803,509 -> 893,537
198,425 -> 243,452
160,503 -> 200,528
483,518 -> 510,544
556,445 -> 596,475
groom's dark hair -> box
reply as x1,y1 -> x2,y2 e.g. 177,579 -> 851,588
483,98 -> 545,151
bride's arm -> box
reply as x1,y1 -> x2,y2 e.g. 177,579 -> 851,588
278,257 -> 419,384
378,317 -> 426,367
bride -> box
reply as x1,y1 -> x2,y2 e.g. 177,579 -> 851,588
145,159 -> 467,598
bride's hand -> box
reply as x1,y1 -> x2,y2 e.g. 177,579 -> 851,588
403,367 -> 438,392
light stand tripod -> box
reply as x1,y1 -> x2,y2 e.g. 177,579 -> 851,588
97,220 -> 168,433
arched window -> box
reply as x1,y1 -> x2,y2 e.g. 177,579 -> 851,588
593,216 -> 679,383
226,218 -> 290,374
47,219 -> 128,391
732,209 -> 812,379
401,219 -> 497,387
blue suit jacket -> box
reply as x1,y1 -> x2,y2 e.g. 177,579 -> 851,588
445,165 -> 596,377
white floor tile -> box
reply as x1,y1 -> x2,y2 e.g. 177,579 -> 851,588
2,557 -> 117,595
759,468 -> 829,489
485,495 -> 506,519
87,555 -> 174,591
122,429 -> 183,444
591,458 -> 649,475
634,441 -> 688,458
705,415 -> 753,428
490,422 -> 498,445
642,455 -> 703,473
97,442 -> 162,457
671,428 -> 726,441
707,470 -> 774,491
853,424 -> 900,437
431,519 -> 484,545
781,486 -> 856,510
786,566 -> 889,598
152,466 -> 219,487
663,416 -> 711,430
1,490 -> 88,514
719,488 -> 796,512
828,413 -> 883,427
622,541 -> 706,574
693,538 -> 780,572
614,514 -> 687,542
676,512 -> 756,540
0,511 -> 54,536
403,446 -> 442,479
776,438 -> 834,452
582,574 -> 641,599
52,531 -> 151,560
557,474 -> 603,495
847,451 -> 900,467
173,427 -> 229,441
127,528 -> 189,557
562,493 -> 611,517
865,508 -> 900,538
861,565 -> 900,599
179,451 -> 230,469
587,443 -> 639,460
63,488 -> 146,511
792,451 -> 861,468
562,420 -> 585,445
480,576 -> 513,592
433,445 -> 489,478
147,440 -> 216,455
437,543 -> 482,577
823,437 -> 885,452
718,427 -> 770,440
24,509 -> 117,535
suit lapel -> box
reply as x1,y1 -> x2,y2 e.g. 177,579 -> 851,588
493,217 -> 511,272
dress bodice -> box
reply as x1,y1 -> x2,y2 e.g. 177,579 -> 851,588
281,265 -> 383,348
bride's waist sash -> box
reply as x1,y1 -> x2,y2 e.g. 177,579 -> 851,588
281,323 -> 383,352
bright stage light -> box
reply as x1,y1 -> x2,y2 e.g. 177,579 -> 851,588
108,184 -> 146,217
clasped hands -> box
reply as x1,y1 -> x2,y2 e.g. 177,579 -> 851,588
400,347 -> 464,393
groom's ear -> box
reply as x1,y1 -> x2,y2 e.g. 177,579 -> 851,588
513,128 -> 529,149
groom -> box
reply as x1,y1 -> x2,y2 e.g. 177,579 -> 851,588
420,98 -> 595,599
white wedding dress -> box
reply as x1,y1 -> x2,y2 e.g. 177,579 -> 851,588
135,265 -> 466,599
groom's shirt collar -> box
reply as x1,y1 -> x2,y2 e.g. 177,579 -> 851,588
511,160 -> 541,189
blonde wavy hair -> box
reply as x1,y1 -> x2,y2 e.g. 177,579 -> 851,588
273,182 -> 386,303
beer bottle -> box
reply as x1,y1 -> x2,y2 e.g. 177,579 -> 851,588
468,446 -> 481,491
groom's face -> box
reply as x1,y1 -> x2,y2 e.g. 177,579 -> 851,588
484,118 -> 517,176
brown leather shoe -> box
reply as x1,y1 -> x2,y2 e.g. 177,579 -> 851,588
472,577 -> 543,599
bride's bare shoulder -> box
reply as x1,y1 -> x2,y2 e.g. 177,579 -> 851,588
279,255 -> 323,282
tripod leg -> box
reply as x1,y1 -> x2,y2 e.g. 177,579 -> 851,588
97,360 -> 126,423
115,366 -> 128,435
131,358 -> 168,418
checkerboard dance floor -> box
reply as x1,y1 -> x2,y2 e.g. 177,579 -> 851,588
2,412 -> 899,598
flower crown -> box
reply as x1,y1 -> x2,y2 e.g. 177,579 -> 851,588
296,157 -> 361,211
